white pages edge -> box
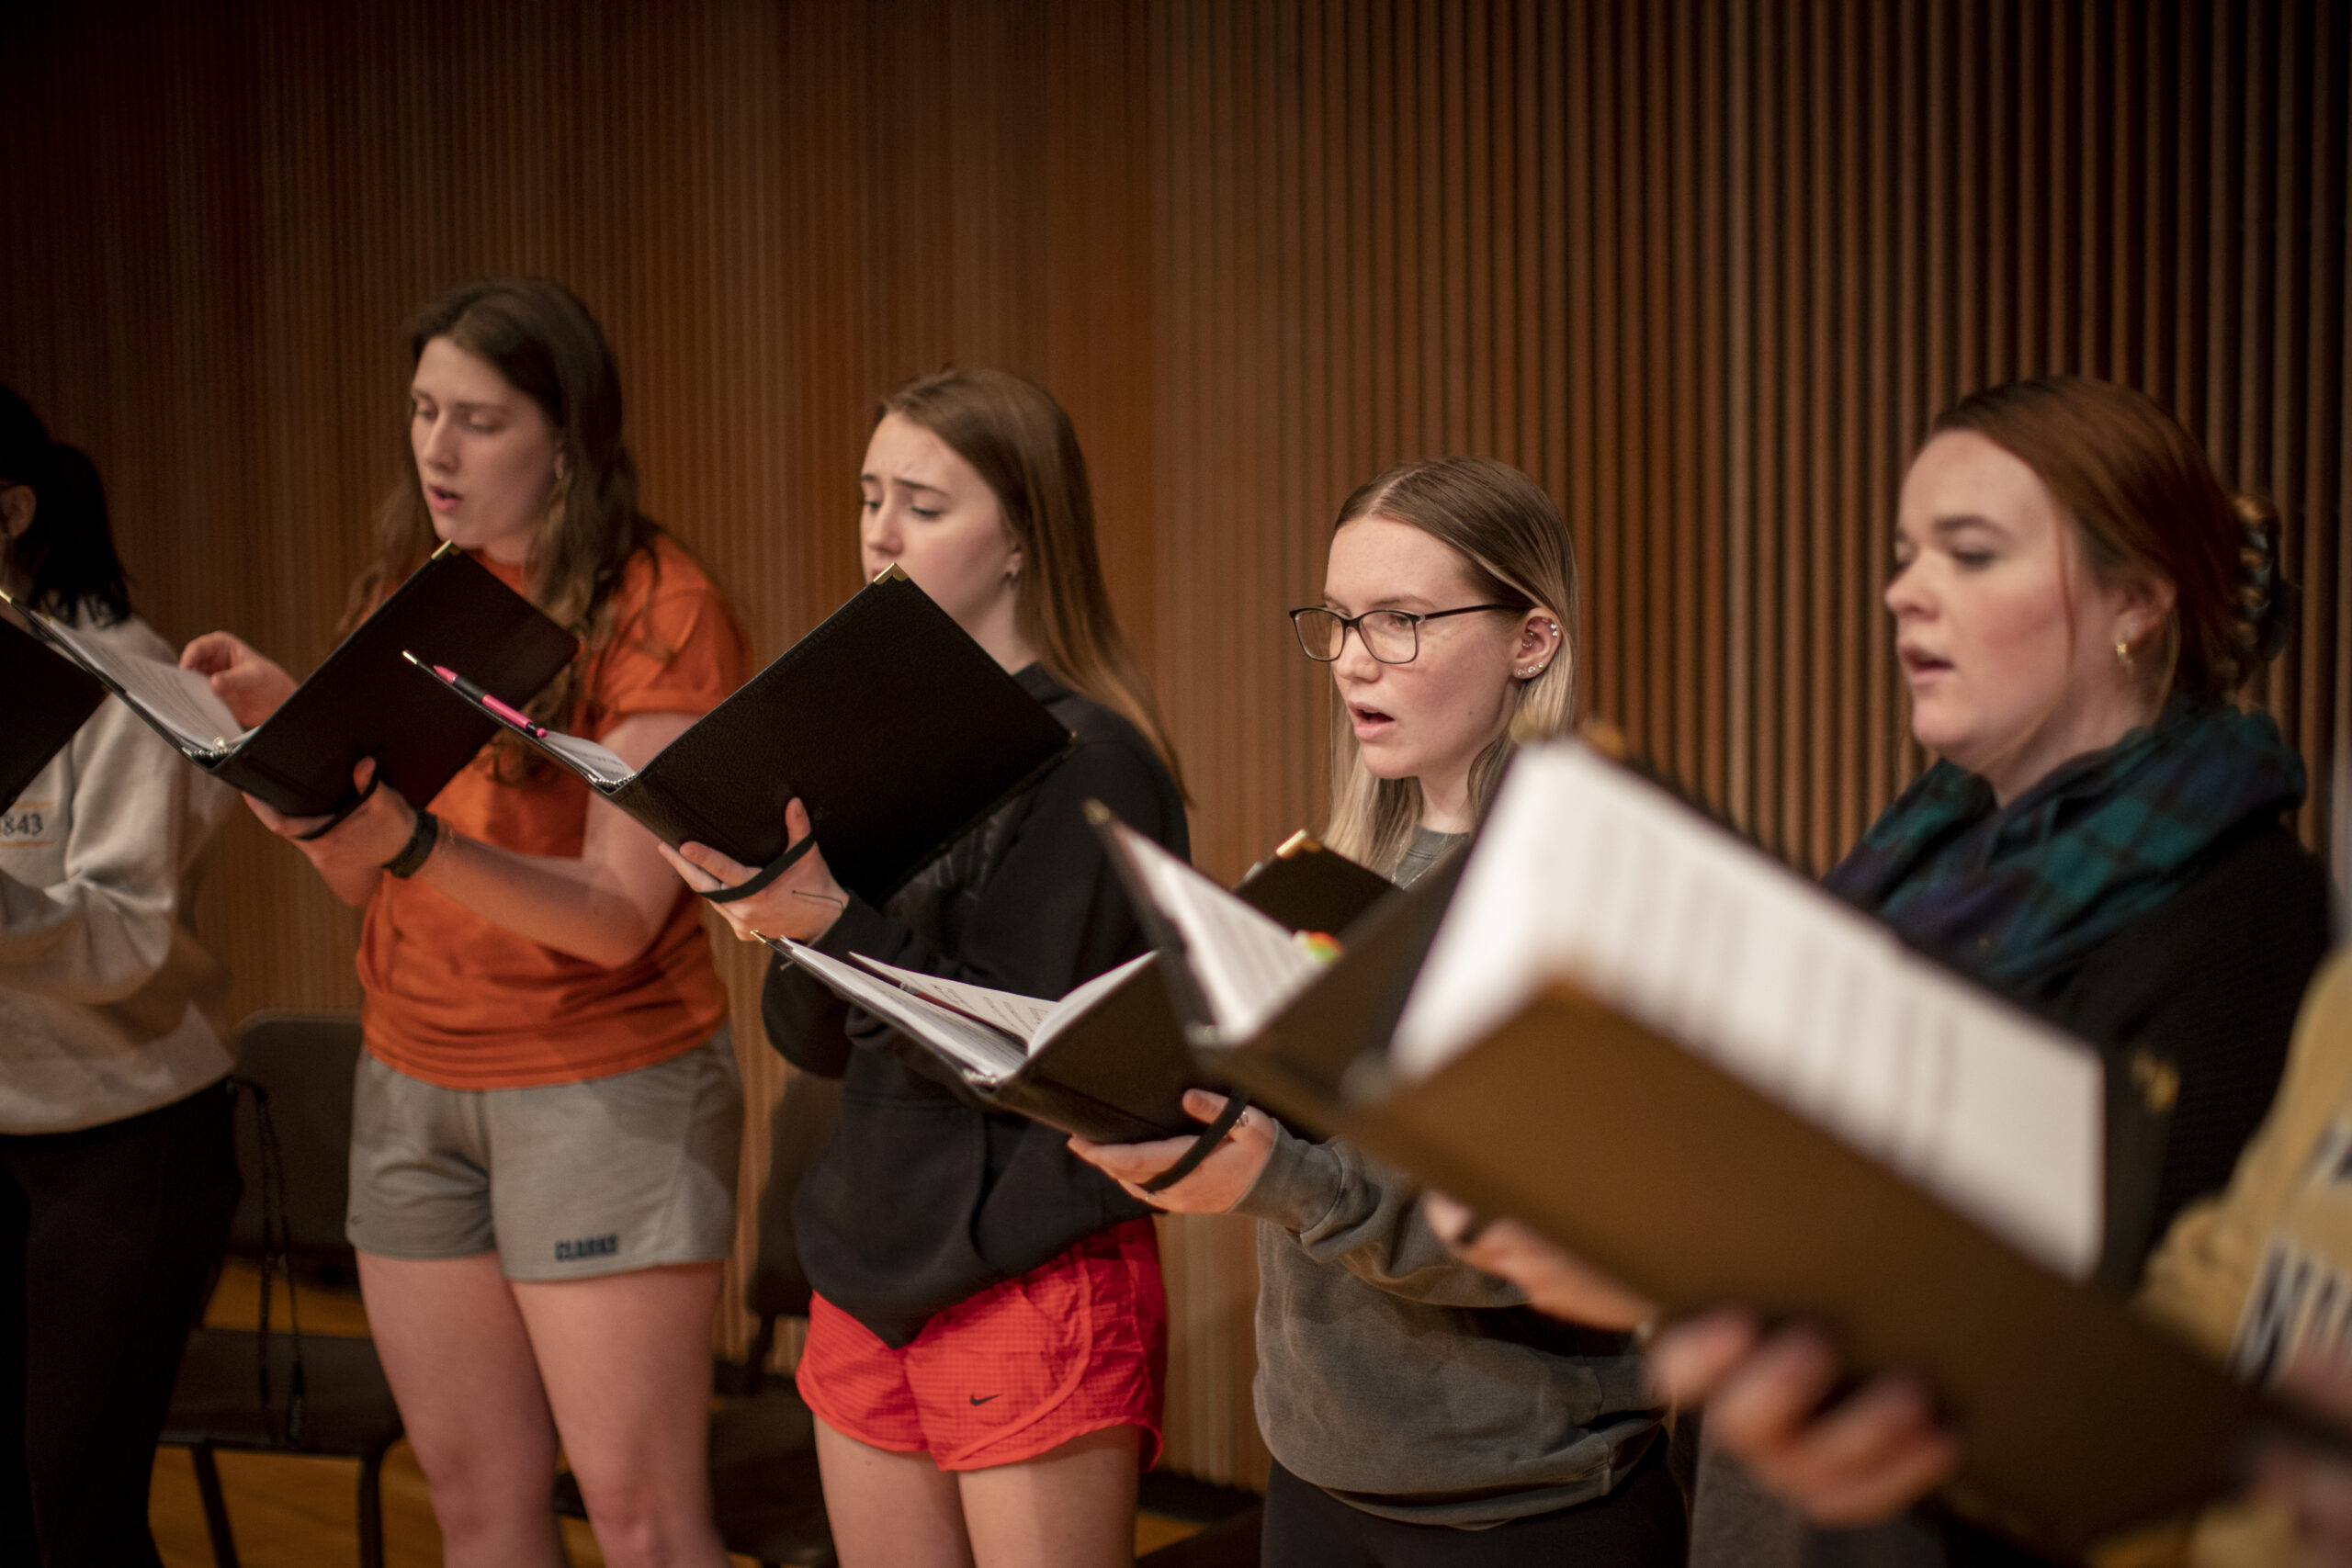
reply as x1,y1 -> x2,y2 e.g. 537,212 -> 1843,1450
846,951 -> 1154,1059
776,939 -> 1027,1082
31,613 -> 246,755
1389,740 -> 2106,1283
1102,822 -> 1325,1040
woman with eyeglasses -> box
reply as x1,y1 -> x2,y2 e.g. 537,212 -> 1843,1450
1072,457 -> 1686,1567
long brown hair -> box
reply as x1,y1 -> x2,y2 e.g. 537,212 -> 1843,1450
343,277 -> 657,734
877,368 -> 1186,795
1929,376 -> 2290,703
1320,457 -> 1580,874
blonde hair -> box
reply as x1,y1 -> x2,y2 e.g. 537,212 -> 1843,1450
1319,457 -> 1579,874
878,368 -> 1186,796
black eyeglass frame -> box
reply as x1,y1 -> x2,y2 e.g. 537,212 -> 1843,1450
1287,603 -> 1532,664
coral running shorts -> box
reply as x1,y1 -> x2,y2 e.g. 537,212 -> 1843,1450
797,1217 -> 1166,1471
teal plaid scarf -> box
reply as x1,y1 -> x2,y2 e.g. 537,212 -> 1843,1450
1824,698 -> 2307,988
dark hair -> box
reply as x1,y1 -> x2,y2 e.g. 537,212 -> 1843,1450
343,277 -> 660,736
877,368 -> 1186,794
0,385 -> 131,626
1929,376 -> 2289,701
1320,456 -> 1578,871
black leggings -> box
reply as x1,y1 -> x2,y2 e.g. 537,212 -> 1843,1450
0,1082 -> 240,1568
1262,1442 -> 1689,1568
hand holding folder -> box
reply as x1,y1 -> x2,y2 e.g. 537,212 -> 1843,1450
768,831 -> 1393,1145
415,565 -> 1073,908
1068,1087 -> 1273,1211
13,545 -> 577,818
1091,744 -> 2347,1557
1640,1307 -> 1964,1531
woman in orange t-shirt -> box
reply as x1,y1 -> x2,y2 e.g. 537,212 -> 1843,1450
183,278 -> 750,1568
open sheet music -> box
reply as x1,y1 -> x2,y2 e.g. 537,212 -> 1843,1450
1391,740 -> 2104,1281
775,941 -> 1035,1082
6,547 -> 577,817
776,943 -> 1157,1086
769,835 -> 1394,1143
414,565 -> 1074,906
1173,741 -> 2292,1552
1092,819 -> 1331,1040
18,610 -> 246,754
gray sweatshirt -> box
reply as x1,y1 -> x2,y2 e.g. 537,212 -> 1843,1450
0,612 -> 236,1133
1231,827 -> 1663,1527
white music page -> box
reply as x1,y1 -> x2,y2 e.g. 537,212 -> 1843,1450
1390,742 -> 2106,1281
1104,822 -> 1324,1040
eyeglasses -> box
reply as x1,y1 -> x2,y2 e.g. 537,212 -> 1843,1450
1288,604 -> 1531,664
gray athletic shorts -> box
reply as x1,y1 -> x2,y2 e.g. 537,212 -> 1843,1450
346,1028 -> 743,1281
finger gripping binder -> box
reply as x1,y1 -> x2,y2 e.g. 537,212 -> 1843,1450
414,565 -> 1076,908
1117,739 -> 2333,1559
10,546 -> 578,817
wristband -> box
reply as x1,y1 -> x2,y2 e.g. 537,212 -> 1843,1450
381,809 -> 440,879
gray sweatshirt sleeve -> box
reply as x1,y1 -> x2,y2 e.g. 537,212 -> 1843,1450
0,694 -> 230,1004
1231,1120 -> 1530,1308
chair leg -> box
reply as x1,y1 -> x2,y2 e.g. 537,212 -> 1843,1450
188,1446 -> 242,1568
356,1449 -> 387,1568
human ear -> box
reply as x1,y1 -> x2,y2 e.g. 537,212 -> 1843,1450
1513,609 -> 1562,680
0,485 -> 34,544
2112,574 -> 2178,649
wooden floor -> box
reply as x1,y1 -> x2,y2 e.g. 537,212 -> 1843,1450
149,1262 -> 1202,1565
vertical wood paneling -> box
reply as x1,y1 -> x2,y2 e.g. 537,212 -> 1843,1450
4,0 -> 2348,1496
1145,0 -> 2352,1483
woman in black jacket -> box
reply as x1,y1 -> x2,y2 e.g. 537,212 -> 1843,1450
1442,376 -> 2331,1564
667,368 -> 1186,1568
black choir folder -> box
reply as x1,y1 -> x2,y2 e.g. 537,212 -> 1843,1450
413,565 -> 1076,907
1093,743 -> 2310,1560
6,546 -> 577,817
775,833 -> 1394,1142
0,615 -> 104,810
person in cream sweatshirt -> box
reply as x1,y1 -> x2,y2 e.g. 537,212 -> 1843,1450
0,383 -> 239,1568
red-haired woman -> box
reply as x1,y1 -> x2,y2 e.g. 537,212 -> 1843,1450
1442,376 -> 2330,1566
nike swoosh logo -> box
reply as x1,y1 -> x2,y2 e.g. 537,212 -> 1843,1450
968,1393 -> 1001,1405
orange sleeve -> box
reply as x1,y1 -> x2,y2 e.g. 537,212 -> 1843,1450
583,541 -> 751,737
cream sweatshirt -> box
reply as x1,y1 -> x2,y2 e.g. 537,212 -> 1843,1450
0,610 -> 236,1133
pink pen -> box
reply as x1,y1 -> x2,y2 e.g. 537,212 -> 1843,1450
433,664 -> 548,738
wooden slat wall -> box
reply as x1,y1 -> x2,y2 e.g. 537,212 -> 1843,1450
3,0 -> 2346,1494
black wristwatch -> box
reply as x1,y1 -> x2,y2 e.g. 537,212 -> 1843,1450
381,809 -> 440,879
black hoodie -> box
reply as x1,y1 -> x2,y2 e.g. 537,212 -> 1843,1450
762,663 -> 1188,1346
